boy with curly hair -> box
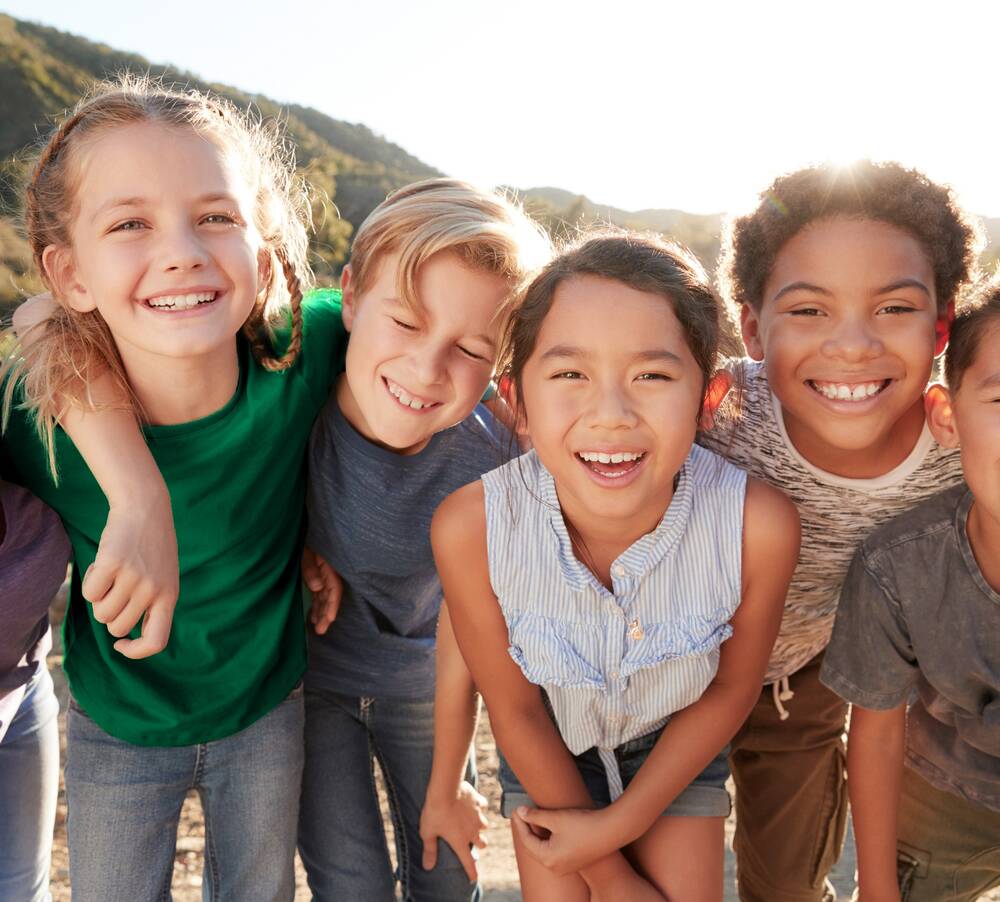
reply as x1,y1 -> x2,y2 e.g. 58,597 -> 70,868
821,290 -> 1000,901
699,160 -> 979,902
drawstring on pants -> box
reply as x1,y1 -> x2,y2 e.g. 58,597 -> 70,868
771,676 -> 795,721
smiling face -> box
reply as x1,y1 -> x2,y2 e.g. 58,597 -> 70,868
51,122 -> 263,376
519,274 -> 705,536
742,216 -> 946,478
336,250 -> 509,455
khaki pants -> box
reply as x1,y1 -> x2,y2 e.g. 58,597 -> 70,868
896,766 -> 1000,902
731,653 -> 849,902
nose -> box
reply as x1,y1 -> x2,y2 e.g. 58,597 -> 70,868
411,340 -> 448,387
585,382 -> 639,430
821,314 -> 883,362
159,223 -> 209,273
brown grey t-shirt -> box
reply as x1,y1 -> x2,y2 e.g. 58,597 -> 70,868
699,358 -> 963,682
821,484 -> 1000,812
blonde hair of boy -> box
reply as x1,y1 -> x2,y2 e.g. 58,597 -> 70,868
2,75 -> 313,475
348,178 -> 551,344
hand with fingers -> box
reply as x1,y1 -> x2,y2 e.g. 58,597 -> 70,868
86,498 -> 179,659
419,780 -> 490,882
510,805 -> 619,876
303,547 -> 343,634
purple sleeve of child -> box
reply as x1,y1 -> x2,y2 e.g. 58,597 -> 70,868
0,482 -> 70,741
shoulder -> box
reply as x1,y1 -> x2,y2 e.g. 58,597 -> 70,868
742,477 -> 800,570
860,483 -> 966,563
432,480 -> 487,557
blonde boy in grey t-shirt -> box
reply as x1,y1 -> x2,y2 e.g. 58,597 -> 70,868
821,292 -> 1000,902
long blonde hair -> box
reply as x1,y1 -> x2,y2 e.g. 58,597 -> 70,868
2,75 -> 313,474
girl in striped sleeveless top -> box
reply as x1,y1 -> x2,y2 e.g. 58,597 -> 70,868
432,232 -> 800,901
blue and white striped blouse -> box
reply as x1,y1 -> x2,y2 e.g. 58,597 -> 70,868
482,443 -> 747,799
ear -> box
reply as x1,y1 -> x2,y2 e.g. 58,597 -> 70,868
503,376 -> 530,437
42,245 -> 95,313
700,369 -> 733,430
740,304 -> 765,361
257,248 -> 273,293
924,383 -> 959,449
340,264 -> 356,332
934,300 -> 955,358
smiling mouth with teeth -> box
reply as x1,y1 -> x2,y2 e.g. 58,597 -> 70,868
807,379 -> 891,402
145,291 -> 218,310
384,377 -> 440,412
576,450 -> 646,478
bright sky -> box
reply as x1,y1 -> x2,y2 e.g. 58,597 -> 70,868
5,0 -> 1000,217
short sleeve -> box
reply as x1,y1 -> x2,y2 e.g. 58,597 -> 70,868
820,549 -> 918,709
276,288 -> 347,405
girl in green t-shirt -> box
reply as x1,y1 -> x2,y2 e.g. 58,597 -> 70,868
1,77 -> 345,900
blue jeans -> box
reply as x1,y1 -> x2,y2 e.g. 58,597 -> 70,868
298,687 -> 480,902
0,666 -> 59,902
65,684 -> 305,902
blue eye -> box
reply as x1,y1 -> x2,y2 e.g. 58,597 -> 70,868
202,213 -> 238,226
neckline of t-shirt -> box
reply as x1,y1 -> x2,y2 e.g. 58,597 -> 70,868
142,341 -> 248,440
769,391 -> 935,490
956,490 -> 1000,606
331,391 -> 447,465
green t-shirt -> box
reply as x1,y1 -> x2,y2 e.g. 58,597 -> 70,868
2,289 -> 346,746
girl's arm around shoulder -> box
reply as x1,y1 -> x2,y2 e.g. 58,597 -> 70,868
7,296 -> 178,659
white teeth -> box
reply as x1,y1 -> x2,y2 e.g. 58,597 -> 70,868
578,451 -> 643,463
386,379 -> 433,410
147,291 -> 216,309
812,381 -> 884,402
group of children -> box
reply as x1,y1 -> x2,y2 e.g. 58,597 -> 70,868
0,77 -> 996,902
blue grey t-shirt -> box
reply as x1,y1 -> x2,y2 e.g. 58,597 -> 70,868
821,483 -> 1000,812
305,391 -> 509,698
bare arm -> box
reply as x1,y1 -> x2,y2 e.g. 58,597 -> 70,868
419,605 -> 489,879
13,295 -> 178,658
517,477 -> 799,871
431,482 -> 651,892
848,705 -> 905,901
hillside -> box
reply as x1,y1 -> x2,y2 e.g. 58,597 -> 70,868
0,13 -> 440,309
1,12 -> 998,316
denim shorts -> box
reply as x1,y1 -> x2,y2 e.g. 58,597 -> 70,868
499,726 -> 731,819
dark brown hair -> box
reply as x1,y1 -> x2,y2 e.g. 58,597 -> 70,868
945,281 -> 1000,393
500,229 -> 721,421
719,160 -> 982,315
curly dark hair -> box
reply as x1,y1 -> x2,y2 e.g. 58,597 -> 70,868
719,161 -> 982,314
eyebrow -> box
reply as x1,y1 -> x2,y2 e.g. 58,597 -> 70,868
539,344 -> 682,364
874,278 -> 931,297
772,278 -> 931,302
92,193 -> 241,221
977,371 -> 1000,390
771,282 -> 832,302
